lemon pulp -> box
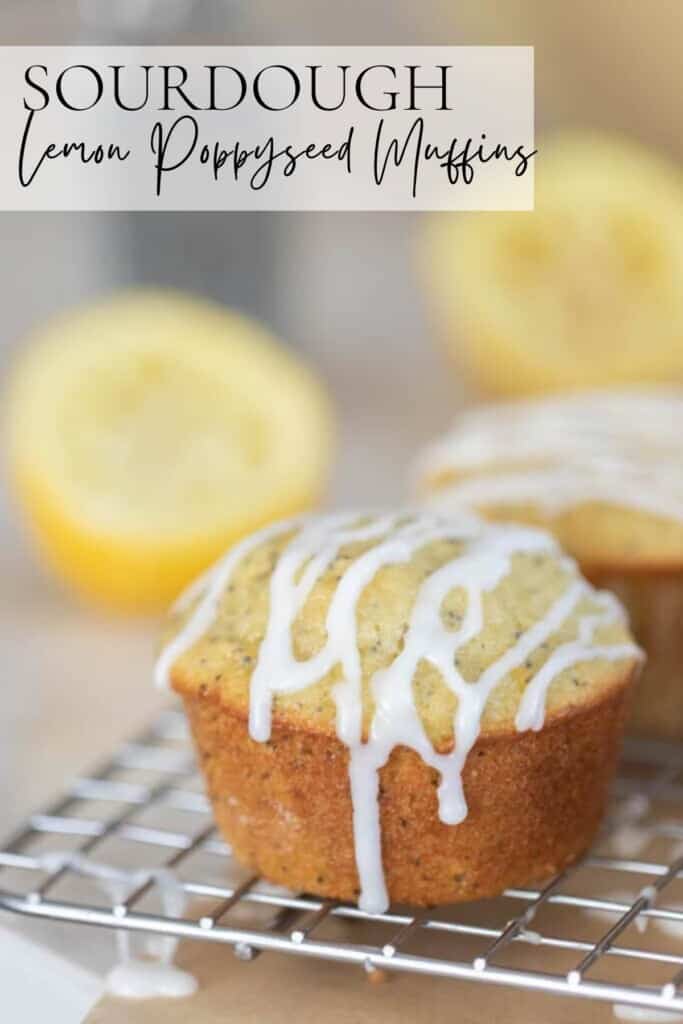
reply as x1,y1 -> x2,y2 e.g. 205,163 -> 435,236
424,133 -> 683,395
6,290 -> 335,611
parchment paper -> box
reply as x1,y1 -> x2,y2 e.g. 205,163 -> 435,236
87,916 -> 615,1024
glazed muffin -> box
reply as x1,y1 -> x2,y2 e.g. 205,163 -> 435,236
157,510 -> 640,911
417,391 -> 683,740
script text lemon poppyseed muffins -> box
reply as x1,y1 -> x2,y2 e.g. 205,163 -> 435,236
157,510 -> 640,911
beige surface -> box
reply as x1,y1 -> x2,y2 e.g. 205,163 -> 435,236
86,922 -> 613,1024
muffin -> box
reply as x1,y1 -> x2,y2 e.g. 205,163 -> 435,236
157,510 -> 640,912
417,391 -> 682,740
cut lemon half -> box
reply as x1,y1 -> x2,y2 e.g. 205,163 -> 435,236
424,133 -> 683,395
5,290 -> 335,612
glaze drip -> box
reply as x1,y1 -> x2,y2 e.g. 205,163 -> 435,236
157,511 -> 640,914
417,391 -> 683,523
37,853 -> 197,999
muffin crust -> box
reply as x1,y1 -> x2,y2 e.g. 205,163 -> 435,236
183,680 -> 631,905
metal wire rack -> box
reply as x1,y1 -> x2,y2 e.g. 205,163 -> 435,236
1,706 -> 683,1015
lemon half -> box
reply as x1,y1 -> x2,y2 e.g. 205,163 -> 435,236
425,133 -> 683,395
6,290 -> 335,612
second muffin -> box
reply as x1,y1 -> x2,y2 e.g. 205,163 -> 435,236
417,391 -> 683,740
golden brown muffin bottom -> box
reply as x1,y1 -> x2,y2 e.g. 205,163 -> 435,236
180,667 -> 635,907
586,568 -> 683,741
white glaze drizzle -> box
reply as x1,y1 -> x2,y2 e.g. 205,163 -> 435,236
417,391 -> 683,523
105,960 -> 197,1000
613,1006 -> 683,1023
516,589 -> 637,732
157,511 -> 640,914
155,518 -> 299,691
38,853 -> 197,999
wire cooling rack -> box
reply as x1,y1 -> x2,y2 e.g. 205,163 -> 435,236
1,707 -> 683,1015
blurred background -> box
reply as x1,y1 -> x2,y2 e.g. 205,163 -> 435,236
1,0 -> 682,852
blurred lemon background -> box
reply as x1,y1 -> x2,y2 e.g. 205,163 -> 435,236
1,0 -> 682,853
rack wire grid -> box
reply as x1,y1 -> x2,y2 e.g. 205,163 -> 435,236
1,705 -> 683,1015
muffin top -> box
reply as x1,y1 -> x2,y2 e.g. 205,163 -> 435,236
158,510 -> 639,754
417,392 -> 683,572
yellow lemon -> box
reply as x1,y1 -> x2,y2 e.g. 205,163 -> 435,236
5,290 -> 335,612
424,133 -> 683,395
